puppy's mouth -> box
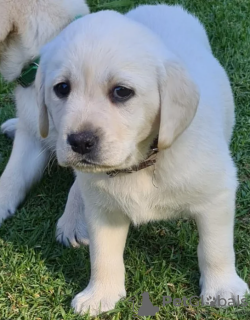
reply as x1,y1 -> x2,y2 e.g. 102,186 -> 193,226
69,153 -> 135,173
74,158 -> 123,173
80,159 -> 96,166
69,136 -> 159,175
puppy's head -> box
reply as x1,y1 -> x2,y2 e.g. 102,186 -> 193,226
0,0 -> 89,81
37,10 -> 199,173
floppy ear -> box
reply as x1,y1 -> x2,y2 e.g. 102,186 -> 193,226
158,60 -> 199,150
35,66 -> 49,138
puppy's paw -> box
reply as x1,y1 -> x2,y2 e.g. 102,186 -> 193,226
0,199 -> 16,225
0,208 -> 15,225
56,212 -> 89,247
0,190 -> 17,225
1,118 -> 18,139
72,286 -> 126,316
200,273 -> 249,307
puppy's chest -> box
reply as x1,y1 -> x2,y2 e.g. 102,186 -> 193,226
89,173 -> 182,225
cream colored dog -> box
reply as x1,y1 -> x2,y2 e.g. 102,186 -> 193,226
38,4 -> 248,316
0,0 -> 89,237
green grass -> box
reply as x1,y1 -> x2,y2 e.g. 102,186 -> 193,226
0,0 -> 250,319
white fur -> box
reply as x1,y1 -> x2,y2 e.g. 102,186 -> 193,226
37,4 -> 248,316
56,178 -> 89,247
1,118 -> 18,139
0,0 -> 89,227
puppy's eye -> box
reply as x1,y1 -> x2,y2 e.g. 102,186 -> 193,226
111,86 -> 134,102
54,82 -> 71,98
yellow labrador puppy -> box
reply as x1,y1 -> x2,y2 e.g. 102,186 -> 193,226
37,4 -> 248,316
0,0 -> 89,237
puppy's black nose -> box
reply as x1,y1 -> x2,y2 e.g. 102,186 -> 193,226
67,131 -> 98,155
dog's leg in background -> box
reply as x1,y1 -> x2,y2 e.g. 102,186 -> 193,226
56,178 -> 89,247
0,125 -> 49,224
72,202 -> 130,316
195,190 -> 249,304
1,118 -> 19,139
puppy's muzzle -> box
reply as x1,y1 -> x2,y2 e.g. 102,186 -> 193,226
67,131 -> 99,155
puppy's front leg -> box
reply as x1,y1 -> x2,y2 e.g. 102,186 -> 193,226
195,191 -> 249,305
56,178 -> 89,247
0,126 -> 49,223
72,205 -> 130,316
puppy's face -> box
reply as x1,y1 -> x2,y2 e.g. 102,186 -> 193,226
0,0 -> 89,81
37,11 -> 199,173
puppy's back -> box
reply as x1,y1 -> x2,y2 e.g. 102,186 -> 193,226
127,5 -> 211,55
127,4 -> 234,144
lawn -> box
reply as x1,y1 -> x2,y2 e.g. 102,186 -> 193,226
0,0 -> 250,319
